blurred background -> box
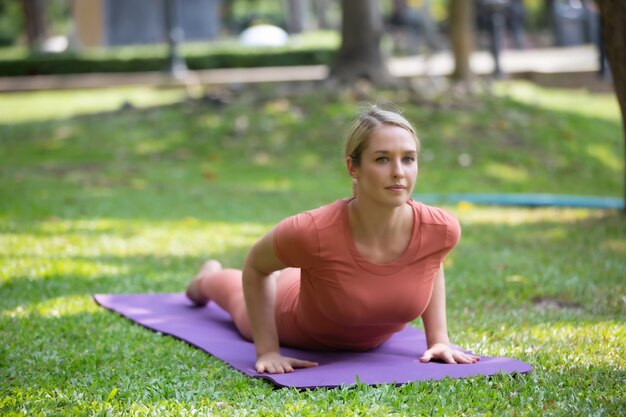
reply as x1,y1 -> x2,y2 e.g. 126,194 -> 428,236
0,0 -> 622,205
0,0 -> 603,50
0,0 -> 610,83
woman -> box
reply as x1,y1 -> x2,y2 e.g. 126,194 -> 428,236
186,105 -> 480,374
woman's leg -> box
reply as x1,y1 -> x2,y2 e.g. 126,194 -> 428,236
185,260 -> 254,340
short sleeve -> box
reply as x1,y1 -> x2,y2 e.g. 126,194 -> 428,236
418,203 -> 462,261
272,212 -> 320,268
442,211 -> 461,259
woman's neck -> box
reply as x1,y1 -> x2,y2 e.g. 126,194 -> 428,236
348,197 -> 412,242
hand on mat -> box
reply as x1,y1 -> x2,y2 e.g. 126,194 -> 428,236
256,352 -> 319,374
419,343 -> 480,364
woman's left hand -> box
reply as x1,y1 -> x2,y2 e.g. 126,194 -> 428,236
419,342 -> 480,364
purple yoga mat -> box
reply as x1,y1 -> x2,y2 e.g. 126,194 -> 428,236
93,293 -> 531,388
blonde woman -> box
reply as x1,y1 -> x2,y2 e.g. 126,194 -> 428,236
186,105 -> 479,374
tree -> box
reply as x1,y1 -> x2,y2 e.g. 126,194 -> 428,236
286,0 -> 309,34
313,0 -> 330,29
21,0 -> 47,51
329,0 -> 394,86
596,0 -> 626,211
449,0 -> 475,81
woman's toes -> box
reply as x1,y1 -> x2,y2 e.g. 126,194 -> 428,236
185,278 -> 208,306
185,260 -> 223,307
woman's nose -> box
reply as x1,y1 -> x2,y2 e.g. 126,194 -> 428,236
391,159 -> 404,178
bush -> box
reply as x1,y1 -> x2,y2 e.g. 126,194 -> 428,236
0,43 -> 337,77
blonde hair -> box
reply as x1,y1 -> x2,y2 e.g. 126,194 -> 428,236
344,104 -> 420,165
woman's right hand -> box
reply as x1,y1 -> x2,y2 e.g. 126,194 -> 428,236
255,352 -> 319,374
243,230 -> 318,374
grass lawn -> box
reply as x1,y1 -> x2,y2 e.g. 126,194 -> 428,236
0,81 -> 624,416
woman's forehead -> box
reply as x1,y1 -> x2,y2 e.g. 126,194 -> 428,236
366,125 -> 417,151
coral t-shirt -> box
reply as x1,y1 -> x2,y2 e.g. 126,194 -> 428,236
272,198 -> 460,351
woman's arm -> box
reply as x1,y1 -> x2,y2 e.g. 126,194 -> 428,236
242,229 -> 318,374
419,264 -> 480,364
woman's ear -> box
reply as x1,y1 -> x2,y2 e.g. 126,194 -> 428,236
346,156 -> 358,179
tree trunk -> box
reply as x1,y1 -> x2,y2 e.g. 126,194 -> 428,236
596,0 -> 626,212
449,0 -> 474,81
313,0 -> 330,29
21,0 -> 47,51
286,0 -> 309,34
329,0 -> 394,86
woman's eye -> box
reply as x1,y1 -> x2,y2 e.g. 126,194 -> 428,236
375,156 -> 416,163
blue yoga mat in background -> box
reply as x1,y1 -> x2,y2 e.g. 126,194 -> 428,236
414,193 -> 624,209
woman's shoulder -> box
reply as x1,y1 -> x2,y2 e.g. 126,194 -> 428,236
273,200 -> 346,267
408,200 -> 461,253
274,199 -> 345,236
411,200 -> 459,228
301,199 -> 346,230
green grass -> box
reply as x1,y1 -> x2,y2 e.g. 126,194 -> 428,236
0,86 -> 190,124
0,82 -> 624,416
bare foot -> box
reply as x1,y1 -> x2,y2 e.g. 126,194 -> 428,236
185,260 -> 222,306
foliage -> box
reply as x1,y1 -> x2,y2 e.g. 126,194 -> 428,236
0,32 -> 339,76
0,0 -> 22,46
0,0 -> 71,46
0,82 -> 624,416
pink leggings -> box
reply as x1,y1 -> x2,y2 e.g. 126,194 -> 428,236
196,267 -> 304,345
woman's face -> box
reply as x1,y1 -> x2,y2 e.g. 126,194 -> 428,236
349,125 -> 418,207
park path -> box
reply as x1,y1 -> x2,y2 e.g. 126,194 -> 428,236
0,44 -> 603,92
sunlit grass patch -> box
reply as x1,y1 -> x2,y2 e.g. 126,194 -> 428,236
524,321 -> 625,368
0,86 -> 189,124
0,216 -> 273,328
493,80 -> 621,122
484,162 -> 529,183
467,317 -> 626,367
3,294 -> 99,319
2,217 -> 267,254
453,205 -> 606,225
